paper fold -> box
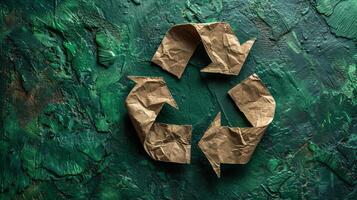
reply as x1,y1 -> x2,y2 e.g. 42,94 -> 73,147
152,22 -> 255,78
198,74 -> 276,177
125,76 -> 191,163
128,22 -> 276,177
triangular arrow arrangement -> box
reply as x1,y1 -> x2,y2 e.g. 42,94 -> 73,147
125,22 -> 276,177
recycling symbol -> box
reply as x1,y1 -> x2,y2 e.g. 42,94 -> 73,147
126,22 -> 276,177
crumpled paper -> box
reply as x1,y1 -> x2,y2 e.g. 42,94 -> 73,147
128,22 -> 275,176
125,76 -> 192,163
152,22 -> 255,78
198,74 -> 276,177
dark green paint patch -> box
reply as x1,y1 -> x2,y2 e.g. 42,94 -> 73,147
315,0 -> 342,16
309,142 -> 356,185
0,0 -> 356,199
315,0 -> 357,40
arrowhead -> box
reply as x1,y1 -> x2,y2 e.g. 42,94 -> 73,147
126,76 -> 192,164
198,112 -> 222,177
152,22 -> 257,78
208,112 -> 221,128
241,39 -> 255,52
200,39 -> 256,75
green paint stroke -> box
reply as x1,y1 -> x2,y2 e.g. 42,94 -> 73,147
309,142 -> 356,185
316,0 -> 357,40
0,0 -> 356,199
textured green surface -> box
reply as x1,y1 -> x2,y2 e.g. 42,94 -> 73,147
0,0 -> 356,199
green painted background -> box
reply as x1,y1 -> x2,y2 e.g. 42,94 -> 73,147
0,0 -> 356,199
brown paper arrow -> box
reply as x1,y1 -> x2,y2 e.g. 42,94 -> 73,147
198,74 -> 276,177
125,76 -> 192,163
152,22 -> 255,78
